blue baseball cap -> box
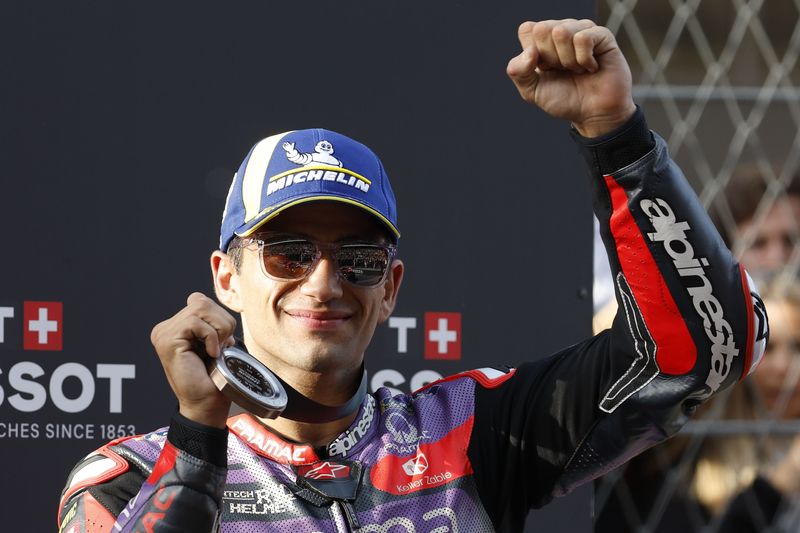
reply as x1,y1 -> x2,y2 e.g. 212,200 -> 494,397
219,129 -> 400,251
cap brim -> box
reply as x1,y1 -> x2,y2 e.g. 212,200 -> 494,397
235,194 -> 401,241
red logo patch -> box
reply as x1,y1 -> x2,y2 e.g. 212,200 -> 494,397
23,301 -> 62,351
297,461 -> 351,480
370,416 -> 474,496
424,312 -> 461,360
228,414 -> 319,465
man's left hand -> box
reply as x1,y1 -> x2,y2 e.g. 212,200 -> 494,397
507,19 -> 636,138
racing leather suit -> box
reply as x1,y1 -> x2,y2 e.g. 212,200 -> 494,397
57,109 -> 768,533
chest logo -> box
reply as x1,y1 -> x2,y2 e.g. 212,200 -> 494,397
401,452 -> 429,476
282,140 -> 342,167
297,461 -> 351,480
384,411 -> 430,453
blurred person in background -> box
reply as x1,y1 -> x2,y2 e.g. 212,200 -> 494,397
712,282 -> 800,532
595,280 -> 800,532
711,165 -> 800,280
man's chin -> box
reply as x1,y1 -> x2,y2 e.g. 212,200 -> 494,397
275,344 -> 363,374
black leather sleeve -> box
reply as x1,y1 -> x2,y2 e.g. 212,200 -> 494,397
468,109 -> 768,532
57,412 -> 229,533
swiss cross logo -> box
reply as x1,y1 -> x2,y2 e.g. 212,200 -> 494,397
424,312 -> 461,360
23,301 -> 63,351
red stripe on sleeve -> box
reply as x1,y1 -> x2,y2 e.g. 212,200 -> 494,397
738,263 -> 755,380
147,441 -> 178,485
414,368 -> 516,394
83,492 -> 117,533
603,174 -> 697,374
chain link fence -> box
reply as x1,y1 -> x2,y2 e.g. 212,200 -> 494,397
594,1 -> 800,531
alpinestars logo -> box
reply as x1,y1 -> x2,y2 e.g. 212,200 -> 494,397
328,395 -> 375,457
300,461 -> 351,480
640,198 -> 739,395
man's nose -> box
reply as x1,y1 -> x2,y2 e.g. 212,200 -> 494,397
768,343 -> 794,375
763,237 -> 793,268
300,254 -> 343,301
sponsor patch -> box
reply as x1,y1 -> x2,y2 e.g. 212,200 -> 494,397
402,452 -> 429,476
605,175 -> 697,375
641,197 -> 739,395
283,139 -> 342,168
383,411 -> 431,454
297,461 -> 351,480
295,460 -> 362,501
370,416 -> 474,496
266,168 -> 370,196
328,396 -> 376,457
223,485 -> 295,516
266,139 -> 370,197
228,414 -> 318,464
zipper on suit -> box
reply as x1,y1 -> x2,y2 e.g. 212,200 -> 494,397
330,500 -> 361,531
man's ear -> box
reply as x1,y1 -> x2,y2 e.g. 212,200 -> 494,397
211,251 -> 243,312
378,259 -> 404,323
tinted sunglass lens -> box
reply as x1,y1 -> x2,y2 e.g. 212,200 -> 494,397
263,241 -> 316,279
336,246 -> 390,286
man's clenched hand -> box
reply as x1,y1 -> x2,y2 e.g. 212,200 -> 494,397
150,292 -> 237,428
507,19 -> 636,137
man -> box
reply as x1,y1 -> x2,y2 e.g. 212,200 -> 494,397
58,19 -> 767,532
714,166 -> 800,278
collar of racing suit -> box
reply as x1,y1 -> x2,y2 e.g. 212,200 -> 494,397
227,393 -> 378,465
278,365 -> 369,424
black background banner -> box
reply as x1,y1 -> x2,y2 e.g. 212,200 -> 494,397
1,1 -> 594,530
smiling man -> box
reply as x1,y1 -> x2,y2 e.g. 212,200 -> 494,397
58,19 -> 767,532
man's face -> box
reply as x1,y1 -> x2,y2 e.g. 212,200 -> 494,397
752,297 -> 800,419
221,202 -> 402,377
737,196 -> 800,274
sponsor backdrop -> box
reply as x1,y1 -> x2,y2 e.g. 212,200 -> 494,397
1,1 -> 594,531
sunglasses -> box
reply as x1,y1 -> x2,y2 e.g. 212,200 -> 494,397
239,235 -> 397,287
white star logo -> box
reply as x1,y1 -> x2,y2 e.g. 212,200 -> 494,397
304,461 -> 350,480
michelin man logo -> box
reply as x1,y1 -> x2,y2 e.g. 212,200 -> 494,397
282,140 -> 342,167
267,138 -> 370,196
